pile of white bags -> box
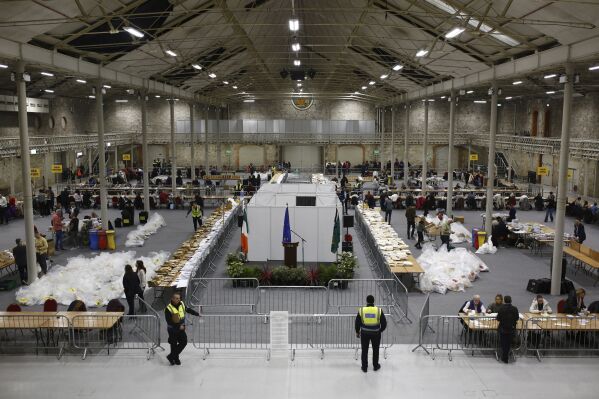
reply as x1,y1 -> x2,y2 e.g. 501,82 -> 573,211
125,213 -> 166,247
476,238 -> 498,254
425,214 -> 471,244
417,244 -> 489,294
16,251 -> 169,306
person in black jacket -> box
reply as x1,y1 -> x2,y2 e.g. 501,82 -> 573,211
496,295 -> 519,363
122,264 -> 141,315
165,292 -> 199,365
12,238 -> 28,284
574,219 -> 586,244
355,295 -> 387,372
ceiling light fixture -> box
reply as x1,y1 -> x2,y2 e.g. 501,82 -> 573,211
505,96 -> 512,100
232,85 -> 238,89
428,99 -> 435,102
474,100 -> 487,104
192,64 -> 202,70
30,149 -> 37,155
223,81 -> 229,85
124,26 -> 144,38
546,91 -> 555,94
512,80 -> 523,85
466,90 -> 474,94
291,42 -> 301,52
416,49 -> 429,57
103,85 -> 111,89
294,60 -> 301,66
297,83 -> 302,87
208,73 -> 216,78
0,64 -> 7,69
361,86 -> 367,90
115,99 -> 128,103
289,19 -> 299,31
165,49 -> 177,57
44,89 -> 54,93
243,99 -> 255,103
155,95 -> 161,98
41,72 -> 54,77
392,64 -> 403,71
544,74 -> 557,79
369,81 -> 375,85
380,74 -> 388,79
88,95 -> 95,99
440,96 -> 446,99
588,65 -> 599,71
76,79 -> 86,83
445,27 -> 465,39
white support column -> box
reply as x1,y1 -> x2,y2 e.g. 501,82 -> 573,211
169,99 -> 177,195
16,60 -> 37,284
114,146 -> 118,172
551,64 -> 574,295
189,103 -> 196,181
9,158 -> 15,194
204,107 -> 209,172
484,81 -> 499,236
96,82 -> 108,228
404,103 -> 410,185
335,144 -> 339,177
141,92 -> 150,212
216,108 -> 222,171
87,150 -> 92,177
390,106 -> 395,183
583,159 -> 590,198
447,91 -> 456,217
422,99 -> 429,197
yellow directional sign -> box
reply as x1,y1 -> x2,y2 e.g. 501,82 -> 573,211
51,164 -> 63,173
567,169 -> 574,179
469,154 -> 478,161
122,154 -> 131,161
30,168 -> 41,178
537,166 -> 549,176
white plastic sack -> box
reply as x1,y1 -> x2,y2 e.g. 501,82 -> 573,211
16,251 -> 169,307
125,213 -> 166,247
476,237 -> 497,254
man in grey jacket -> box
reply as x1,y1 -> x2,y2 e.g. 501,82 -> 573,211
384,196 -> 393,224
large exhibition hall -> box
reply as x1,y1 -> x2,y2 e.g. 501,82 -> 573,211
1,1 -> 599,398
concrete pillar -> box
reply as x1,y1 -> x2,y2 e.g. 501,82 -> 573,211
404,103 -> 409,185
447,92 -> 456,217
96,82 -> 108,228
9,158 -> 15,194
335,144 -> 339,177
484,82 -> 499,235
169,99 -> 177,195
114,146 -> 118,172
551,64 -> 574,295
141,92 -> 150,212
583,159 -> 590,197
216,108 -> 222,171
87,150 -> 92,176
422,100 -> 429,197
390,106 -> 395,182
204,107 -> 209,172
322,146 -> 326,174
189,103 -> 196,181
16,60 -> 37,284
379,108 -> 384,171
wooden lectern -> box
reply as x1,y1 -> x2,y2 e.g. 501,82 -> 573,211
283,242 -> 299,268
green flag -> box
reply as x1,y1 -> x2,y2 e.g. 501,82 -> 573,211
331,209 -> 340,253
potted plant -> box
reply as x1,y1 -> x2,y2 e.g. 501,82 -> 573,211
259,266 -> 273,285
335,253 -> 358,289
271,266 -> 290,285
288,267 -> 308,286
307,268 -> 319,286
317,264 -> 337,287
226,253 -> 245,287
240,266 -> 260,287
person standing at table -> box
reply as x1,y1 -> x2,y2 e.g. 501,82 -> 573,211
496,295 -> 519,364
122,264 -> 141,316
0,193 -> 8,225
405,205 -> 416,239
186,202 -> 203,231
415,218 -> 425,249
12,238 -> 28,284
165,292 -> 199,366
574,218 -> 586,244
136,260 -> 147,313
51,209 -> 65,251
34,231 -> 48,276
544,192 -> 556,222
355,295 -> 387,372
384,195 -> 393,224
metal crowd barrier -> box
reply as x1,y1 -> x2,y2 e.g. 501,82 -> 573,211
187,278 -> 259,314
257,286 -> 328,316
0,314 -> 69,358
191,314 -> 271,359
412,294 -> 434,354
413,315 -> 523,361
524,316 -> 599,361
288,314 -> 395,361
70,313 -> 161,360
326,279 -> 405,319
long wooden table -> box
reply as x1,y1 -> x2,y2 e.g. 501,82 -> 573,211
0,311 -> 124,329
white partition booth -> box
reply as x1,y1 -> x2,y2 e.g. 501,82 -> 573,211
246,183 -> 343,263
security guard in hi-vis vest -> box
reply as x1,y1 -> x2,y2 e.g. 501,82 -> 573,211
165,292 -> 199,365
355,295 -> 387,372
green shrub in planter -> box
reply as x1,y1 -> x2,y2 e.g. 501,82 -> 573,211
317,264 -> 337,286
242,266 -> 261,280
271,266 -> 291,285
226,257 -> 244,278
336,252 -> 358,279
287,267 -> 308,286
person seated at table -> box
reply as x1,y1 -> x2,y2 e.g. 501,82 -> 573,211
133,193 -> 143,210
574,218 -> 586,244
466,192 -> 477,210
529,294 -> 552,313
534,193 -> 545,211
462,294 -> 486,314
67,299 -> 87,311
491,217 -> 508,247
564,288 -> 586,314
506,205 -> 517,223
587,301 -> 599,314
486,294 -> 504,313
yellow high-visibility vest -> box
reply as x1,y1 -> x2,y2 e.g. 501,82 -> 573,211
167,302 -> 186,323
359,306 -> 381,327
191,206 -> 202,218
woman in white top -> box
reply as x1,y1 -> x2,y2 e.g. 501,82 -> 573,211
529,295 -> 552,313
136,260 -> 147,312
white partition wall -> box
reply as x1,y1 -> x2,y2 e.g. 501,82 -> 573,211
246,183 -> 342,263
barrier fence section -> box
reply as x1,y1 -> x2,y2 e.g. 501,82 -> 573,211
188,278 -> 259,314
0,314 -> 69,358
70,313 -> 161,360
354,206 -> 411,323
326,279 -> 405,318
257,286 -> 328,316
412,294 -> 433,354
524,316 -> 599,361
288,314 -> 395,360
191,314 -> 271,359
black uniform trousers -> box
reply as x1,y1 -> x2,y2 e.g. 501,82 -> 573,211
360,331 -> 381,368
168,326 -> 188,359
192,216 -> 202,230
499,332 -> 513,363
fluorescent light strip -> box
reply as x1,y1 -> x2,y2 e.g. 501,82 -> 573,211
155,95 -> 161,98
76,79 -> 86,83
44,89 -> 54,93
124,26 -> 144,38
232,85 -> 238,89
223,81 -> 229,85
41,72 -> 54,77
589,65 -> 599,71
416,49 -> 429,57
289,19 -> 299,31
88,95 -> 95,99
393,64 -> 403,71
0,64 -> 7,69
445,27 -> 464,39
544,74 -> 557,79
369,81 -> 375,85
192,64 -> 202,70
208,73 -> 216,78
466,90 -> 474,94
505,96 -> 512,100
361,86 -> 367,90
512,81 -> 523,85
474,100 -> 487,104
297,83 -> 302,87
546,91 -> 555,94
165,49 -> 177,57
380,74 -> 388,79
103,85 -> 111,89
115,99 -> 128,103
243,99 -> 255,103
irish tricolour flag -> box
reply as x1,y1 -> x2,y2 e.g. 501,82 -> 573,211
241,203 -> 249,255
